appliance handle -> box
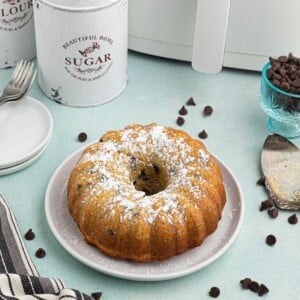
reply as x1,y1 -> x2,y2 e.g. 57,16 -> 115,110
192,0 -> 230,73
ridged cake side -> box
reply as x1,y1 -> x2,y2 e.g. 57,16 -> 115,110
67,124 -> 226,262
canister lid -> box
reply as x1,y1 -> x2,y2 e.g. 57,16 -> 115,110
39,0 -> 121,11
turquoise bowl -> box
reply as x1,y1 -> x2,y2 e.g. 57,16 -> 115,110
260,62 -> 300,139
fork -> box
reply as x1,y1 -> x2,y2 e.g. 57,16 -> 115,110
0,60 -> 37,105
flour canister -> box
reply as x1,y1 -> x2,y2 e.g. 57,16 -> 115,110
0,0 -> 36,69
33,0 -> 128,107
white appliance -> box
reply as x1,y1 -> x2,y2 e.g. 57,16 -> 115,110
128,0 -> 300,72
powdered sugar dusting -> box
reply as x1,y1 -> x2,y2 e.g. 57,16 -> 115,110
75,124 -> 214,224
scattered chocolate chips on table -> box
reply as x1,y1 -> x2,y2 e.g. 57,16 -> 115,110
249,281 -> 260,293
288,213 -> 298,225
24,228 -> 35,240
91,292 -> 102,300
179,105 -> 188,115
203,105 -> 213,116
240,278 -> 269,297
240,278 -> 252,289
198,130 -> 208,139
186,97 -> 196,106
266,234 -> 277,246
176,116 -> 185,126
256,176 -> 266,187
258,284 -> 270,297
78,132 -> 88,142
209,287 -> 220,298
35,248 -> 46,258
268,208 -> 279,219
259,199 -> 274,211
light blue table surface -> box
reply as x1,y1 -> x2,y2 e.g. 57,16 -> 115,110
1,51 -> 300,300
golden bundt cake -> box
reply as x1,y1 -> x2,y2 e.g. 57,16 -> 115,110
67,124 -> 226,262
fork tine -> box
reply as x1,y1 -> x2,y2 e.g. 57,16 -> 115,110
13,60 -> 27,85
20,63 -> 34,88
25,69 -> 37,91
18,61 -> 33,87
10,60 -> 23,82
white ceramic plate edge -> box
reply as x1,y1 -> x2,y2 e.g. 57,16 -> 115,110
0,137 -> 51,176
0,96 -> 53,169
45,144 -> 244,281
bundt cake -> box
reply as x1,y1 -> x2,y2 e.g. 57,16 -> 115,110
67,124 -> 226,262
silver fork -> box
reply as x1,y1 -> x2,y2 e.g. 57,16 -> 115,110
0,60 -> 37,105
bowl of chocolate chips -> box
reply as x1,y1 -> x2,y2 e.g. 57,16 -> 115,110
260,53 -> 300,138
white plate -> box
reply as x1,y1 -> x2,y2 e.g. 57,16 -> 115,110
0,138 -> 50,176
0,96 -> 53,169
45,145 -> 244,281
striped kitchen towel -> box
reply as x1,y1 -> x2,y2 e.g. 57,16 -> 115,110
0,194 -> 95,300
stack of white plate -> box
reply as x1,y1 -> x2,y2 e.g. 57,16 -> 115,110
0,96 -> 53,176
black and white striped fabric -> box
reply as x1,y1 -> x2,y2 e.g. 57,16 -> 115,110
0,195 -> 92,300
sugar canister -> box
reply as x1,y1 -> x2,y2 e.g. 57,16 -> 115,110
33,0 -> 128,107
0,0 -> 36,69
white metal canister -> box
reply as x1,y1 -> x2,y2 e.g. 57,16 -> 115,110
33,0 -> 128,107
0,0 -> 36,69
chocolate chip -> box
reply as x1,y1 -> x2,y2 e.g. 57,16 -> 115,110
107,229 -> 115,236
292,79 -> 300,87
153,164 -> 160,174
288,213 -> 298,225
130,156 -> 137,171
179,106 -> 188,115
258,284 -> 269,296
266,234 -> 276,246
35,248 -> 46,258
279,55 -> 288,63
268,208 -> 279,219
186,97 -> 196,106
256,176 -> 266,186
259,199 -> 274,211
176,116 -> 185,126
267,54 -> 300,95
78,132 -> 87,142
209,287 -> 220,298
249,281 -> 260,293
24,229 -> 35,241
203,105 -> 213,116
198,130 -> 208,139
91,292 -> 102,300
240,278 -> 252,289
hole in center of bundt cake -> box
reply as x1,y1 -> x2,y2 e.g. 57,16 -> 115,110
132,164 -> 168,196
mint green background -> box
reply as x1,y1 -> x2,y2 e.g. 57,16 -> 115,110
1,52 -> 300,299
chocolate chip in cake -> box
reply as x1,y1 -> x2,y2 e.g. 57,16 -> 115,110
240,278 -> 252,289
268,208 -> 279,219
176,116 -> 185,126
209,287 -> 220,298
288,213 -> 298,225
186,97 -> 196,106
198,130 -> 208,139
130,156 -> 137,171
203,105 -> 213,116
91,292 -> 102,300
258,284 -> 269,296
24,229 -> 35,241
35,248 -> 46,258
249,281 -> 260,293
266,234 -> 277,246
78,132 -> 88,142
179,106 -> 188,115
107,229 -> 115,236
256,176 -> 266,186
